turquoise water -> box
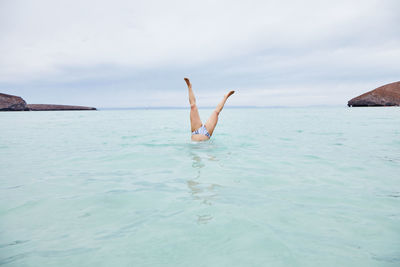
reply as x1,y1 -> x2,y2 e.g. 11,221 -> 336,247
0,107 -> 399,266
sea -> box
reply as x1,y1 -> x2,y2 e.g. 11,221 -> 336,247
0,107 -> 399,267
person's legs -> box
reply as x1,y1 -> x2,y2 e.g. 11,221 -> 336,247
205,90 -> 234,136
185,78 -> 202,132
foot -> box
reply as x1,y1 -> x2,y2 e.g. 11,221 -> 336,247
225,90 -> 235,98
184,78 -> 191,88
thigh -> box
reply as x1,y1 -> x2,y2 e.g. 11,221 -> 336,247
204,111 -> 218,136
190,105 -> 202,132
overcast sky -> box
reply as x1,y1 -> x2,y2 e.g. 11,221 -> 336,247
0,0 -> 399,107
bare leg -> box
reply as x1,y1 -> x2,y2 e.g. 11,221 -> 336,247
205,91 -> 234,136
185,78 -> 202,132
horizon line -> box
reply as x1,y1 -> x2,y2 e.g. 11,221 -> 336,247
97,105 -> 347,110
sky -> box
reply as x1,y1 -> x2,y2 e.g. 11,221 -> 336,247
0,0 -> 399,108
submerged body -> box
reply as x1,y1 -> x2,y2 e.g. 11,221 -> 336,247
184,78 -> 234,141
191,133 -> 211,142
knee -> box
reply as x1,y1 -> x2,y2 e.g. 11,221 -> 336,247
190,103 -> 197,110
214,110 -> 220,115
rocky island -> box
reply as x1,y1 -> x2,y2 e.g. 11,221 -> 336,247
348,81 -> 400,107
0,93 -> 96,111
27,104 -> 96,111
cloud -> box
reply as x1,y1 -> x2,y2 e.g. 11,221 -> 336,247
0,0 -> 399,106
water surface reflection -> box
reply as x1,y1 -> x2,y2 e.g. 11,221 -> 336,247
187,147 -> 222,224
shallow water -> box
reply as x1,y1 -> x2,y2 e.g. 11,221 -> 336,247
0,107 -> 399,266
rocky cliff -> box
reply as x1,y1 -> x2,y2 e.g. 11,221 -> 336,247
348,81 -> 400,107
0,93 -> 29,111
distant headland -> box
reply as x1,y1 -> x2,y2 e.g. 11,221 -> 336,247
348,81 -> 400,107
0,93 -> 96,111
